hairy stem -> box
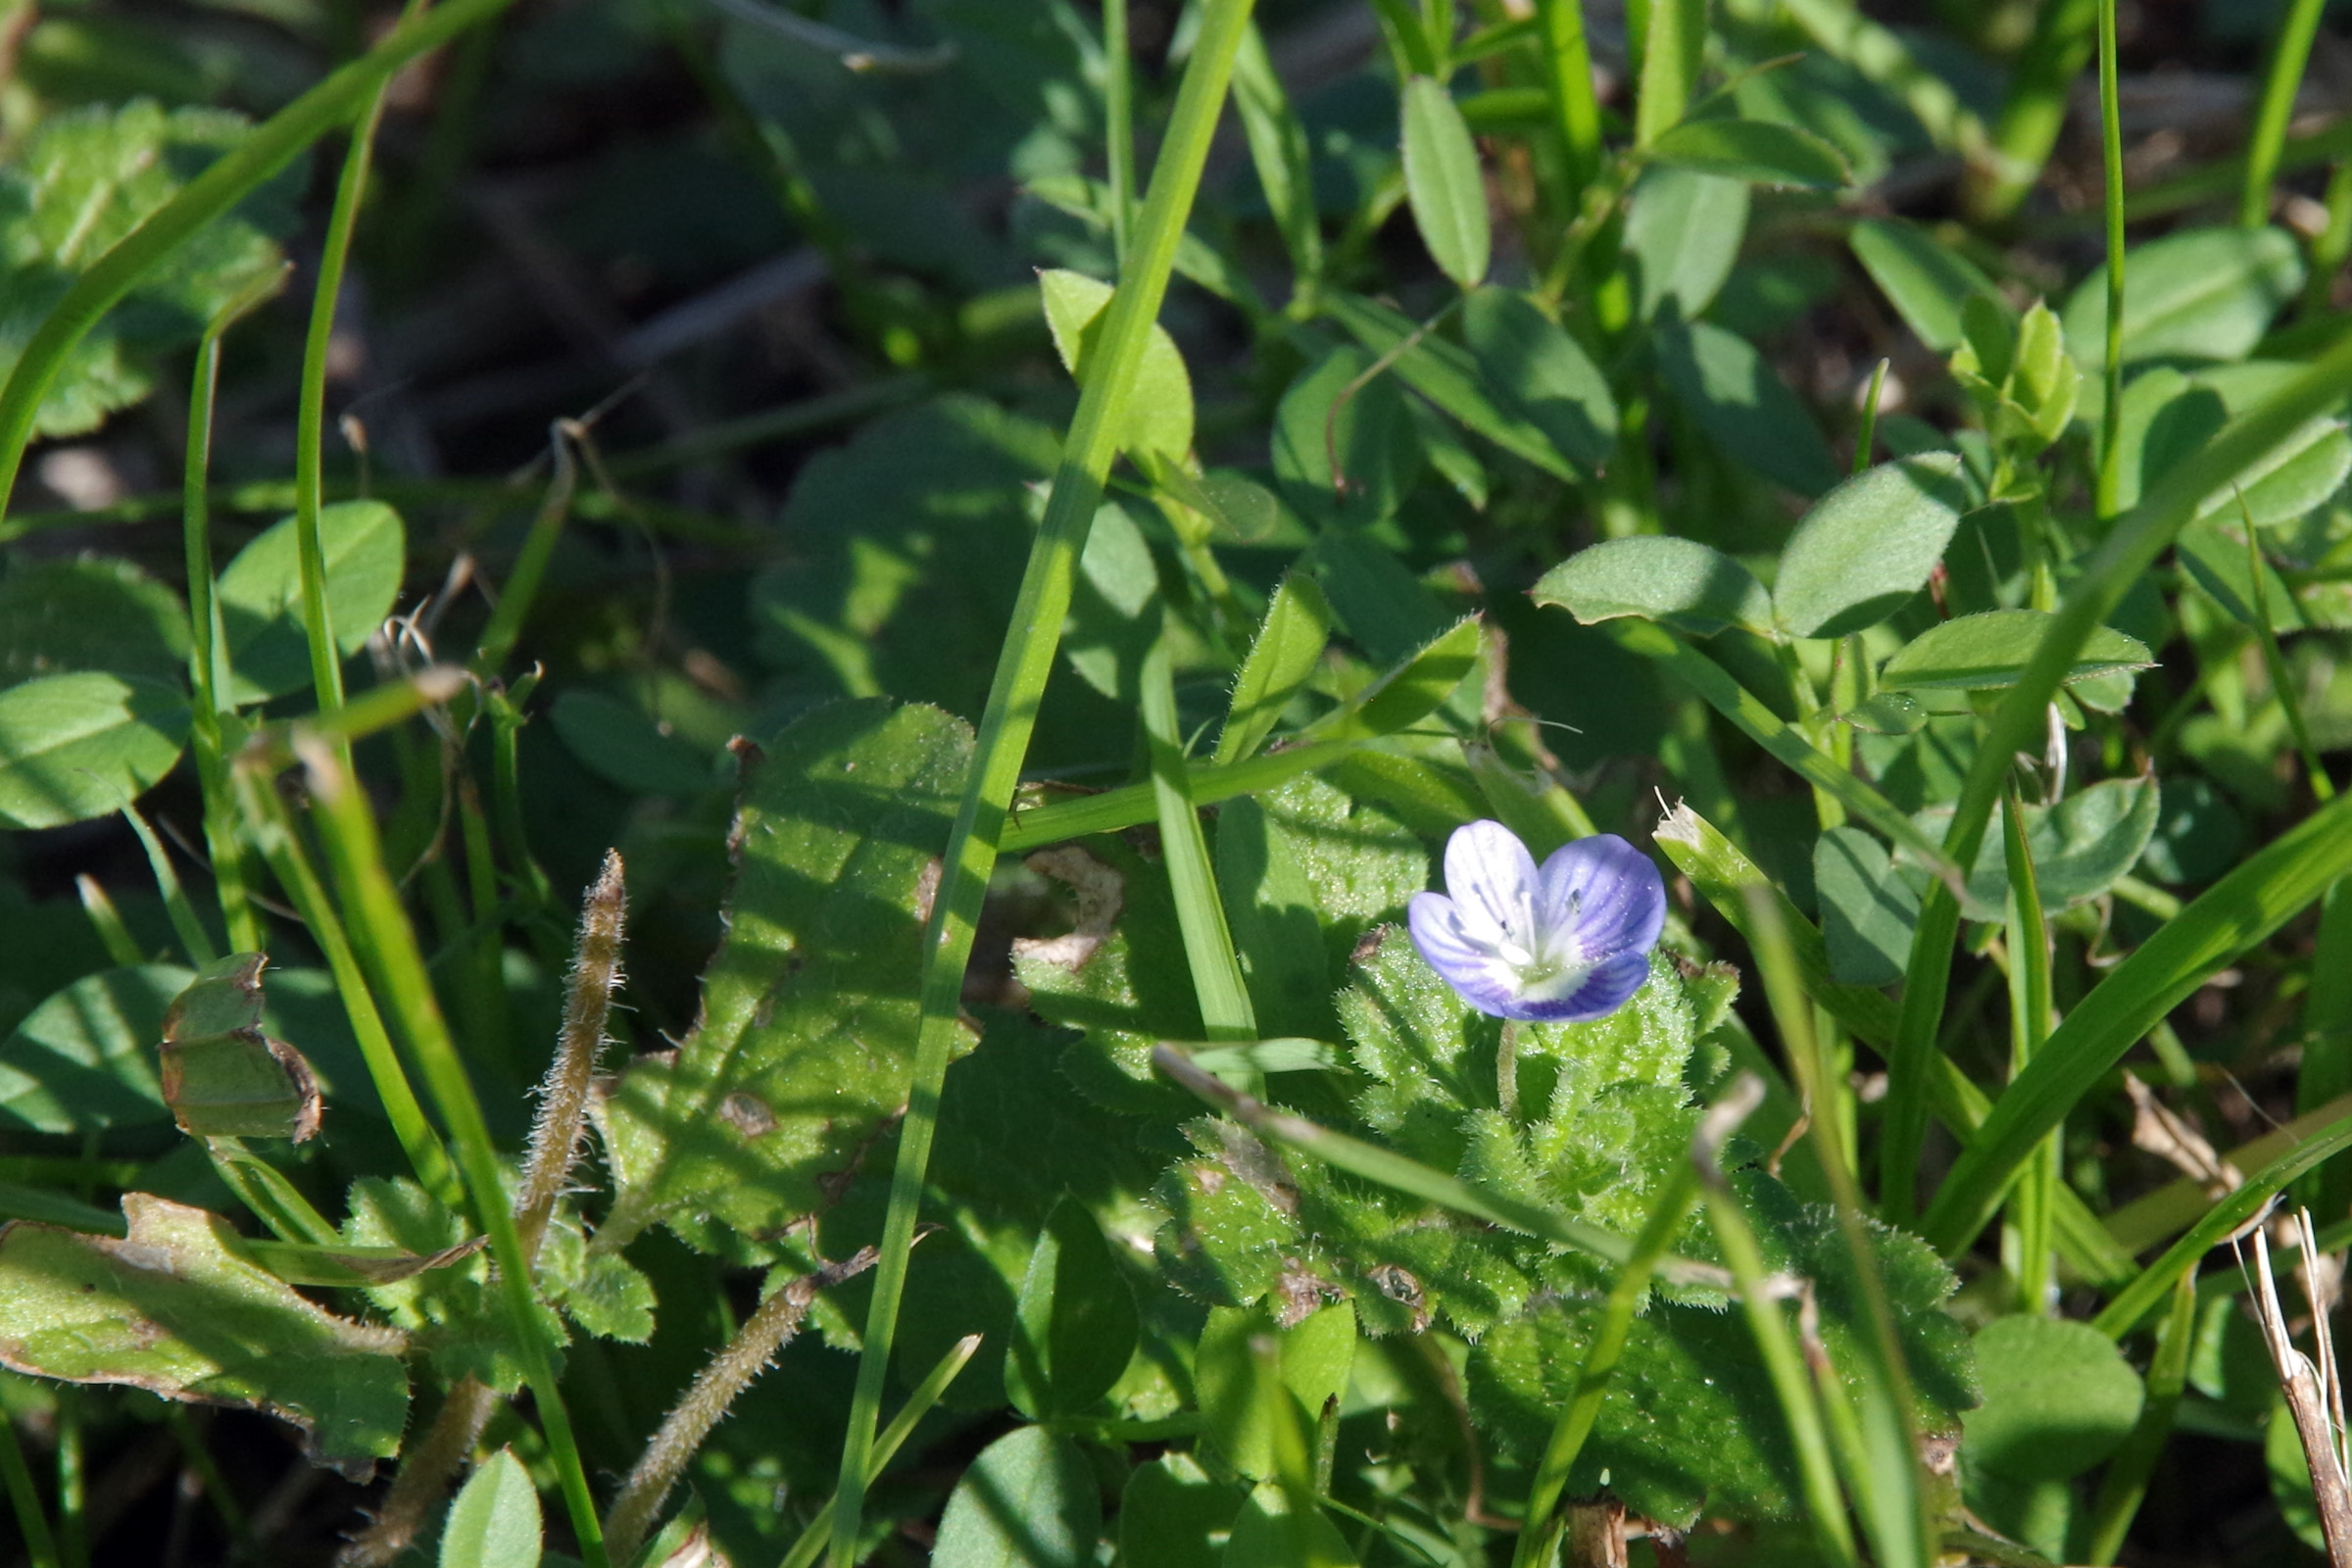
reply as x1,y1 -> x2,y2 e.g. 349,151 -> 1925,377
516,851 -> 626,1259
608,1249 -> 878,1561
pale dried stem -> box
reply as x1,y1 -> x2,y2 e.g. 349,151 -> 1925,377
517,850 -> 627,1259
2252,1217 -> 2352,1563
336,1377 -> 498,1566
604,1248 -> 879,1562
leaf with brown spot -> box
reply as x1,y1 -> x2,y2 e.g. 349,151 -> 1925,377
0,1195 -> 409,1476
599,699 -> 976,1251
161,954 -> 322,1142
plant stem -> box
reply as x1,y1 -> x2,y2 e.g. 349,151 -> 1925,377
2241,0 -> 2328,227
1536,0 -> 1601,196
608,1250 -> 878,1562
1696,1112 -> 1860,1568
1142,626 -> 1258,1047
0,1407 -> 60,1568
231,767 -> 460,1207
1964,0 -> 2097,222
293,736 -> 607,1567
182,273 -> 283,955
2094,0 -> 2127,519
0,0 -> 517,516
2001,790 -> 2056,1315
822,8 -> 1259,1563
514,852 -> 625,1258
292,77 -> 404,732
1104,0 -> 1135,260
2078,1273 -> 2196,1561
773,1336 -> 981,1568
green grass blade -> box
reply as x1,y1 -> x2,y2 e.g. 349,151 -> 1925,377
1537,0 -> 1602,196
2094,0 -> 2125,517
1924,786 -> 2352,1252
0,0 -> 522,520
1512,1157 -> 1698,1568
1965,0 -> 2096,221
1597,620 -> 1959,880
823,8 -> 1260,1562
2089,1106 -> 2352,1337
1142,628 -> 1258,1044
288,736 -> 606,1566
2079,1273 -> 2196,1561
183,271 -> 283,955
2301,882 -> 2352,1216
2240,0 -> 2328,226
2002,789 -> 2057,1314
293,70 -> 406,729
1695,1089 -> 1861,1568
1884,881 -> 1963,1223
776,1335 -> 981,1568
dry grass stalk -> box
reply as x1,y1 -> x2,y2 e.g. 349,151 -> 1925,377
2248,1209 -> 2352,1562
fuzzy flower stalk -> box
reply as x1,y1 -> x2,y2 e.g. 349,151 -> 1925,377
1408,820 -> 1666,1022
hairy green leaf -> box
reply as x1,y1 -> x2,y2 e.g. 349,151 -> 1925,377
0,1195 -> 408,1476
601,699 -> 974,1251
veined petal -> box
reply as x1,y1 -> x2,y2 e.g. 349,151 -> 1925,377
1443,819 -> 1541,950
1512,950 -> 1653,1023
1407,892 -> 1525,1016
1537,834 -> 1665,965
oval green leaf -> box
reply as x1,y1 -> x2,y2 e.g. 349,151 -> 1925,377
1962,1315 -> 2143,1480
1004,1196 -> 1140,1420
1924,775 -> 2163,918
2062,225 -> 2303,374
0,557 -> 189,690
0,964 -> 188,1133
1653,319 -> 1840,497
1532,536 -> 1773,635
1119,1453 -> 1249,1568
932,1425 -> 1101,1568
216,500 -> 407,706
0,670 -> 189,829
1460,286 -> 1617,471
1624,168 -> 1750,323
1880,610 -> 2153,691
1647,118 -> 1848,189
548,689 -> 714,798
442,1448 -> 542,1568
1039,269 -> 1195,463
1400,75 -> 1490,290
1774,454 -> 1970,638
1849,218 -> 2008,353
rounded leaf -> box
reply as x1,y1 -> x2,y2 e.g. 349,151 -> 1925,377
1962,1315 -> 2143,1480
216,500 -> 407,705
0,557 -> 189,688
0,964 -> 188,1132
1004,1196 -> 1140,1419
1038,269 -> 1195,463
0,671 -> 189,829
2062,225 -> 2303,374
1774,455 -> 1969,638
933,1426 -> 1101,1568
1119,1453 -> 1249,1568
1533,537 -> 1773,636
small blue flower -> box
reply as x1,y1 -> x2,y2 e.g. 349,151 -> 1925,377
1407,820 -> 1666,1023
